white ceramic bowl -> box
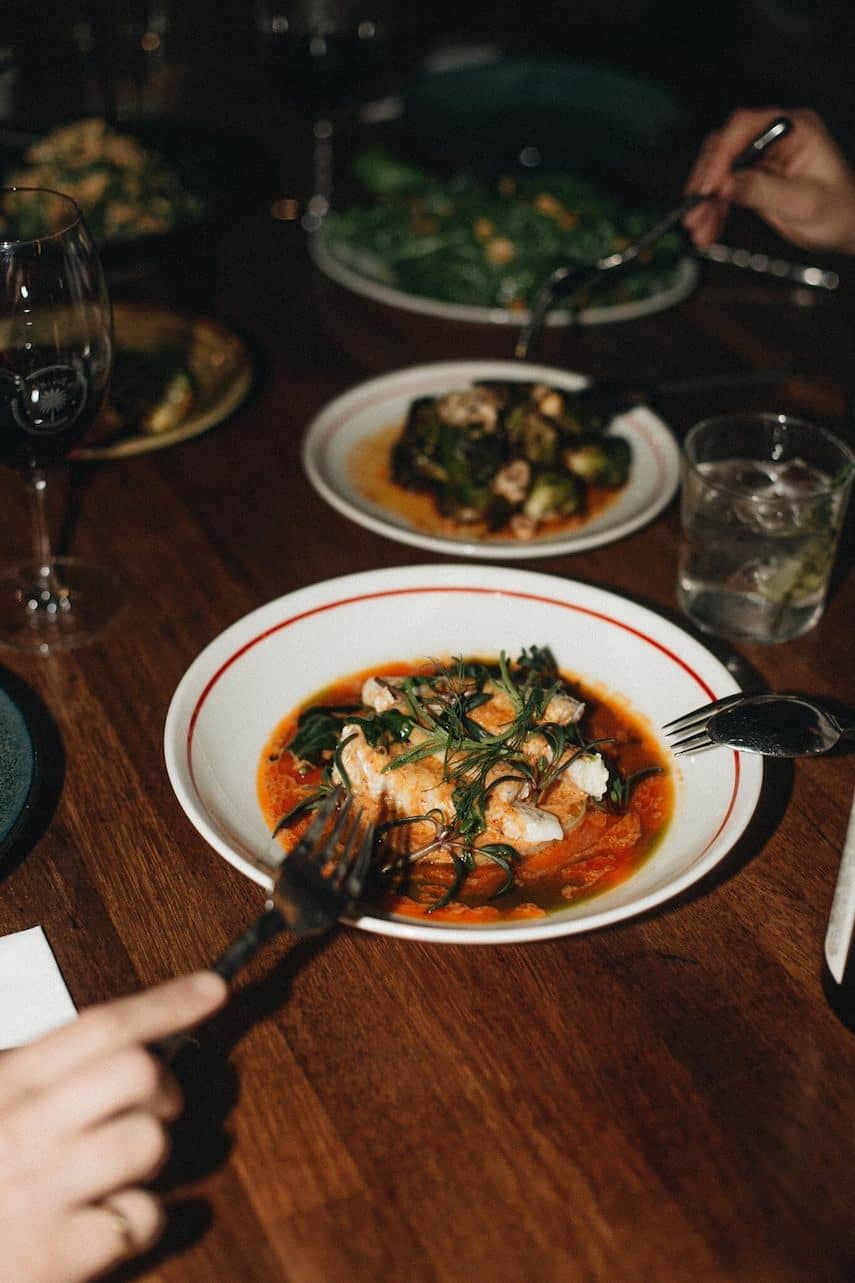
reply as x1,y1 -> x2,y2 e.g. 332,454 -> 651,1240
164,565 -> 762,945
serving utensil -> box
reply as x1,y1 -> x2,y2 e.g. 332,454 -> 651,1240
697,242 -> 840,291
663,692 -> 855,757
514,115 -> 793,361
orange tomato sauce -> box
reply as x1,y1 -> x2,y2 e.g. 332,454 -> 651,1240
257,659 -> 673,924
348,424 -> 622,542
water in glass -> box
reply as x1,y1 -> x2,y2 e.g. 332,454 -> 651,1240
678,455 -> 849,643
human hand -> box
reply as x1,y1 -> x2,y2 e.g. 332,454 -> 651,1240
0,970 -> 227,1283
683,106 -> 855,254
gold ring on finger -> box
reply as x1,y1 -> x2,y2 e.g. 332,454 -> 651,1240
101,1203 -> 136,1256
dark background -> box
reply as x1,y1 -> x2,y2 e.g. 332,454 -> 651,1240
6,1 -> 855,149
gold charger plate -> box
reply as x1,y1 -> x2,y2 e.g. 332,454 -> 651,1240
73,302 -> 253,461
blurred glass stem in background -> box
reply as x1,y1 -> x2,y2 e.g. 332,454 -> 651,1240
256,1 -> 387,232
305,116 -> 333,232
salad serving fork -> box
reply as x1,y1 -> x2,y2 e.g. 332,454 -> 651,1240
514,115 -> 793,361
663,692 -> 855,757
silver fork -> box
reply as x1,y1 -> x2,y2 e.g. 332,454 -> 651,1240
212,789 -> 374,981
663,693 -> 855,757
154,790 -> 369,1062
514,115 -> 793,361
155,791 -> 372,1059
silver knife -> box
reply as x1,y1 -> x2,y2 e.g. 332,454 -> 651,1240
698,242 -> 839,290
825,789 -> 855,983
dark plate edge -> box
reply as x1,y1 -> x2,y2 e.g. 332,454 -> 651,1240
0,675 -> 41,862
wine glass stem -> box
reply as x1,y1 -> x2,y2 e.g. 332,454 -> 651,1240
302,116 -> 334,231
26,467 -> 68,613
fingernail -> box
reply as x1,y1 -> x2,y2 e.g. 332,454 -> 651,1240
191,971 -> 228,999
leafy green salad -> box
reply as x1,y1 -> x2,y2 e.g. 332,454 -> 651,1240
321,148 -> 685,312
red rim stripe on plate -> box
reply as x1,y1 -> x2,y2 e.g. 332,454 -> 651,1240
313,377 -> 669,538
316,373 -> 664,487
186,585 -> 740,859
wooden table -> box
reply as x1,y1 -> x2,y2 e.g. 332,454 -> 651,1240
1,191 -> 854,1283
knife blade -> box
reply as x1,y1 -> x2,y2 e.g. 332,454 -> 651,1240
825,789 -> 855,984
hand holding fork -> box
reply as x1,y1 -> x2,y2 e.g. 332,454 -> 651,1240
156,790 -> 373,1058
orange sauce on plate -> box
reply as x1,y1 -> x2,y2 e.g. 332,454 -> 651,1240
258,658 -> 673,925
348,425 -> 623,542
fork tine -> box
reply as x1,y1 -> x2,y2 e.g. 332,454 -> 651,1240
662,693 -> 745,733
288,789 -> 350,872
203,793 -> 372,988
329,806 -> 364,885
329,808 -> 375,894
344,820 -> 375,899
667,730 -> 717,754
289,792 -> 373,905
284,788 -> 339,851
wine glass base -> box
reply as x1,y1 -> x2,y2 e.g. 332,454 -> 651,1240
0,557 -> 122,655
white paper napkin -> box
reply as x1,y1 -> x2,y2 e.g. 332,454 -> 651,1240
0,926 -> 77,1049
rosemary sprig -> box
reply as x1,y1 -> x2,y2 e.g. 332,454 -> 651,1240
606,764 -> 663,810
273,646 -> 637,911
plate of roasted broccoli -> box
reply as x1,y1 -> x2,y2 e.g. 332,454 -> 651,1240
301,361 -> 680,558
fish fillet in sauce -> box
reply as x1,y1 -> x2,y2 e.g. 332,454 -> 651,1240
333,676 -> 606,863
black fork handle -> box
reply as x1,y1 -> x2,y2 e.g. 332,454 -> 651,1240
152,906 -> 286,1062
211,905 -> 287,982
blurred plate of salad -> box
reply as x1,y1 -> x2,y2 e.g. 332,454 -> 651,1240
313,146 -> 699,326
1,118 -> 205,243
1,117 -> 275,275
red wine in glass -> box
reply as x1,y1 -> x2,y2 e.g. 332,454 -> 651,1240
0,348 -> 101,468
0,187 -> 119,653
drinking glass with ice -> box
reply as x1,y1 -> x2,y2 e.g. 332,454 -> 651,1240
678,413 -> 854,644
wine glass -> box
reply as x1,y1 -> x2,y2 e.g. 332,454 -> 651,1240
0,187 -> 120,654
256,0 -> 388,231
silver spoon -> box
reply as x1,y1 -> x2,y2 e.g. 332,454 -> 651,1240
666,693 -> 855,757
514,115 -> 794,361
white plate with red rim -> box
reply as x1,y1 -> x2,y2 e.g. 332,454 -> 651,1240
164,565 -> 762,946
301,360 -> 680,559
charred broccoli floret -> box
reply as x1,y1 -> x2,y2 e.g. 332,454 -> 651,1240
523,470 -> 586,521
391,397 -> 505,520
564,435 -> 632,488
389,379 -> 633,537
506,405 -> 560,466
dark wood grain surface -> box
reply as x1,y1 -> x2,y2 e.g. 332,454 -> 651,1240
1,161 -> 855,1283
